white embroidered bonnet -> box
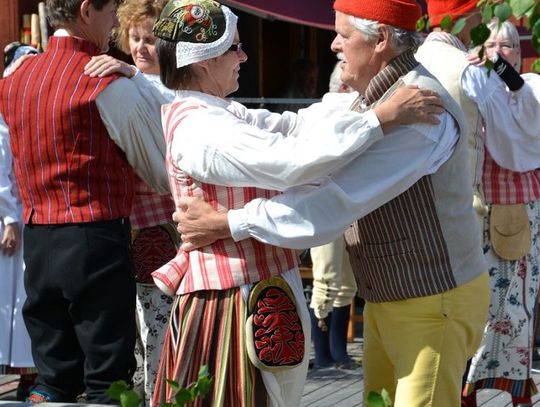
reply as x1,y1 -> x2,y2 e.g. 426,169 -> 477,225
153,0 -> 238,68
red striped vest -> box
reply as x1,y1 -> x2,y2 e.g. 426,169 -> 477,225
153,100 -> 298,294
0,36 -> 134,224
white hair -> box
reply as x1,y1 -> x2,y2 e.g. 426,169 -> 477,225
348,15 -> 423,53
487,19 -> 521,71
328,61 -> 344,92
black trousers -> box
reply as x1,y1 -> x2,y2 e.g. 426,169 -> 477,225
23,219 -> 137,404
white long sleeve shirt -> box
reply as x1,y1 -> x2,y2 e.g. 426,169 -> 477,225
170,91 -> 384,191
462,68 -> 540,172
222,112 -> 460,249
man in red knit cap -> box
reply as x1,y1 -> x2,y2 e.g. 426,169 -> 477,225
0,0 -> 170,403
173,0 -> 492,405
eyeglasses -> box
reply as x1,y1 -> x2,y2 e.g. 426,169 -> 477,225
228,43 -> 243,54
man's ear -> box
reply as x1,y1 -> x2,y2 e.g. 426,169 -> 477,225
374,25 -> 391,52
79,0 -> 92,24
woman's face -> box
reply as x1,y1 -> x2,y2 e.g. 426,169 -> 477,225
128,17 -> 160,75
206,31 -> 248,97
485,35 -> 521,70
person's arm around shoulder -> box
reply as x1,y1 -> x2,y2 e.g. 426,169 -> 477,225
91,57 -> 170,194
173,109 -> 454,251
85,54 -> 137,79
372,85 -> 443,132
174,85 -> 444,192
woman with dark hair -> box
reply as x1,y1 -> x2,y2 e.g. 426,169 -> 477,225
142,1 -> 445,405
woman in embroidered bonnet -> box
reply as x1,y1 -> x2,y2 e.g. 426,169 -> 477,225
149,0 -> 445,405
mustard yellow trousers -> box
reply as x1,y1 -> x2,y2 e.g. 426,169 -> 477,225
363,272 -> 489,407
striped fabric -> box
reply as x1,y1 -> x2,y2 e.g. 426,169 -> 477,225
152,101 -> 298,295
465,376 -> 537,399
0,36 -> 134,224
130,177 -> 175,230
483,151 -> 540,204
363,48 -> 419,106
346,176 -> 455,302
345,49 -> 456,302
152,289 -> 268,406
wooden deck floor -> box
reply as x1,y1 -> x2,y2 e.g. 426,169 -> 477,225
302,338 -> 540,406
3,339 -> 540,406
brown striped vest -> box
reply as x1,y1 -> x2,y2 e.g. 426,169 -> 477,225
345,57 -> 486,303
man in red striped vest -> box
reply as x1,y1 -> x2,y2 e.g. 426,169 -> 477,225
0,0 -> 170,403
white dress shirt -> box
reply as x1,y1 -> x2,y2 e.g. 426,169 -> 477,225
226,113 -> 459,249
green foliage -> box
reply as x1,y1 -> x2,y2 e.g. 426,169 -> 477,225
532,19 -> 540,53
439,15 -> 453,30
451,17 -> 467,35
366,389 -> 393,407
416,16 -> 426,32
509,0 -> 536,18
107,365 -> 213,407
482,4 -> 494,24
470,23 -> 492,47
106,381 -> 142,407
494,2 -> 513,21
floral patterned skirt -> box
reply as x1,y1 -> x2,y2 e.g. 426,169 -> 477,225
464,200 -> 540,398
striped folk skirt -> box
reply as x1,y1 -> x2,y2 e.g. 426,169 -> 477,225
152,269 -> 310,407
152,288 -> 268,406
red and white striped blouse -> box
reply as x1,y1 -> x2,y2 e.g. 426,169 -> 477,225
152,101 -> 299,295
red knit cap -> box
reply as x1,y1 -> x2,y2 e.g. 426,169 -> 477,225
427,0 -> 477,26
333,0 -> 422,31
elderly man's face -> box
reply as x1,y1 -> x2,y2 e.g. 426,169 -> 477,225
331,11 -> 379,94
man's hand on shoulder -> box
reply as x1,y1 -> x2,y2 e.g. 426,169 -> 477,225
84,55 -> 137,78
173,196 -> 231,251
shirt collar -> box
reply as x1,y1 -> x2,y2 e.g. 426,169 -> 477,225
363,48 -> 419,106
